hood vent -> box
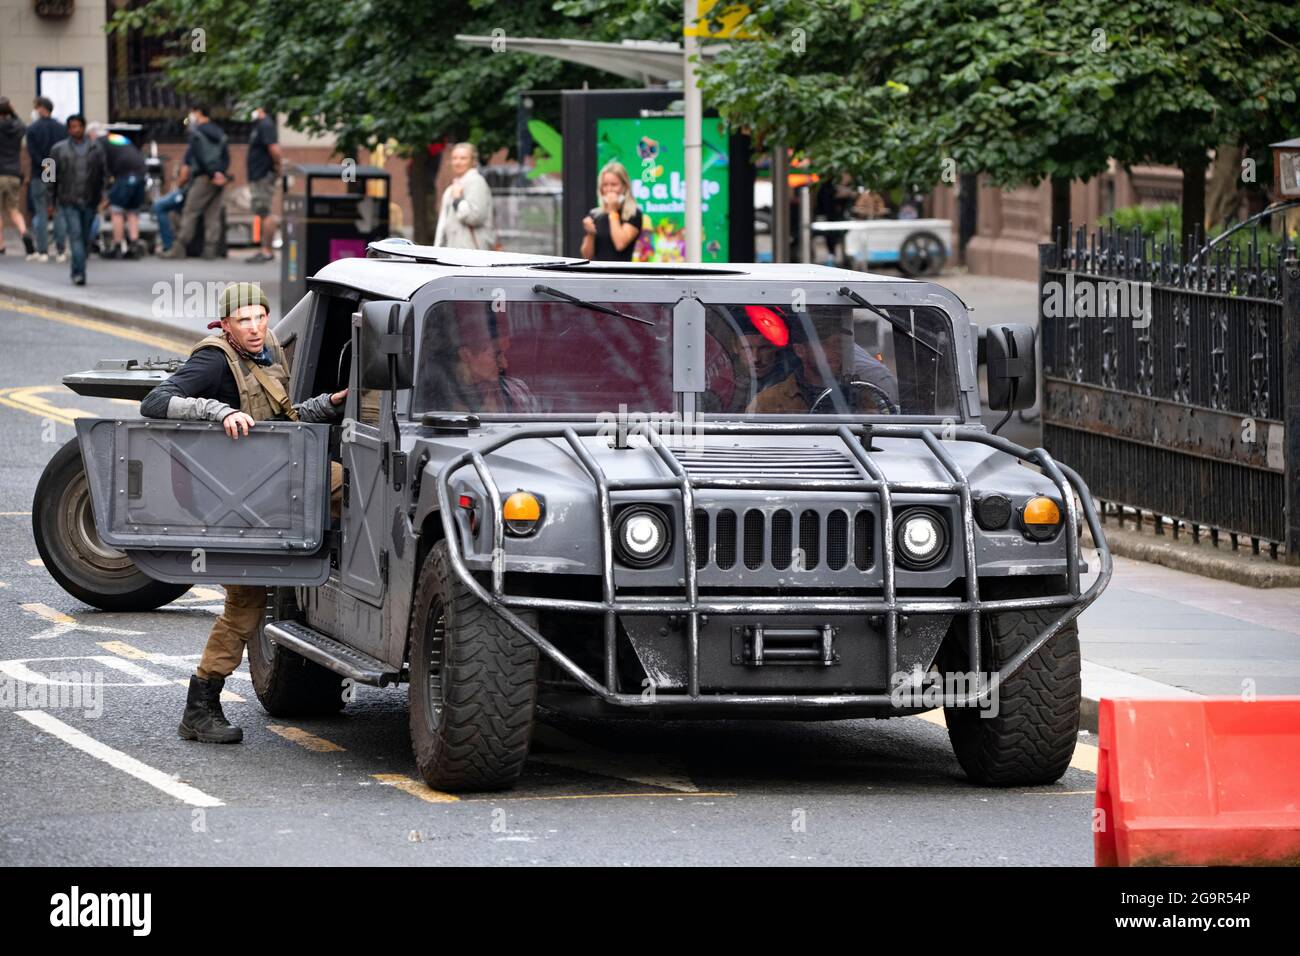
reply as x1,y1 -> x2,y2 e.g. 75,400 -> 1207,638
669,443 -> 863,481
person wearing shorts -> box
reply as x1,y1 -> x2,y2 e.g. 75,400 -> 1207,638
244,107 -> 281,263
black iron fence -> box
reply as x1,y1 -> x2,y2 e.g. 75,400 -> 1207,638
1038,226 -> 1300,560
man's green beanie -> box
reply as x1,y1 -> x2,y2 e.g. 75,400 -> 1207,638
218,281 -> 270,321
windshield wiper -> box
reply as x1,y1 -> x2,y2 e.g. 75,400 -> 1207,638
532,285 -> 655,326
837,286 -> 940,356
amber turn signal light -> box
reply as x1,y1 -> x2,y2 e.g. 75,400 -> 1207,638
1021,496 -> 1062,541
503,491 -> 543,535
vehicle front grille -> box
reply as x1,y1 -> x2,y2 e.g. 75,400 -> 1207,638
695,506 -> 875,574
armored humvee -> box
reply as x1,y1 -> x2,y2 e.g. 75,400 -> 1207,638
33,239 -> 1111,791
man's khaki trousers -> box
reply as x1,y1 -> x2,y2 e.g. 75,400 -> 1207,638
196,462 -> 344,679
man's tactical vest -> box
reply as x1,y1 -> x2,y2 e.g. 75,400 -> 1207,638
190,330 -> 298,422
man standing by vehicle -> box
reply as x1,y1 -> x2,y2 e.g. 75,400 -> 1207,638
244,106 -> 281,263
139,282 -> 346,743
24,96 -> 67,262
163,103 -> 228,259
48,114 -> 107,285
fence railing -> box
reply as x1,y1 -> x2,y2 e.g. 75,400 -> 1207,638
1038,225 -> 1300,560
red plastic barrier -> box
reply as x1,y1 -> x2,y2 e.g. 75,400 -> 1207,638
1095,697 -> 1300,866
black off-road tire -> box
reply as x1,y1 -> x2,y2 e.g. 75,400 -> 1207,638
248,601 -> 347,718
407,541 -> 538,792
32,437 -> 189,611
944,583 -> 1081,787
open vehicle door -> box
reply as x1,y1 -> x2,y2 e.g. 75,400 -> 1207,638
74,417 -> 333,586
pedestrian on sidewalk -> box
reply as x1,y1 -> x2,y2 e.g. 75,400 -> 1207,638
0,97 -> 36,258
89,124 -> 147,259
138,282 -> 346,743
244,106 -> 281,263
580,159 -> 643,262
25,96 -> 67,263
48,114 -> 107,286
163,103 -> 229,259
433,142 -> 497,250
152,148 -> 190,254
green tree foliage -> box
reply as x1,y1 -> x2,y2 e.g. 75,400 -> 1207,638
694,0 -> 1300,237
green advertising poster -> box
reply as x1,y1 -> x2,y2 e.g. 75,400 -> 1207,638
594,116 -> 730,262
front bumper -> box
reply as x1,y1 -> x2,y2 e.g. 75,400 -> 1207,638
436,422 -> 1112,711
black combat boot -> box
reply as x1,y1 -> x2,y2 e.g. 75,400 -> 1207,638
178,675 -> 243,744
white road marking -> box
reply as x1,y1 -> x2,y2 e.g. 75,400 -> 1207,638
12,710 -> 224,807
21,603 -> 145,641
0,654 -> 173,687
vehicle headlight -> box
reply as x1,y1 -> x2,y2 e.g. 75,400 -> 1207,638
614,506 -> 671,567
894,507 -> 949,570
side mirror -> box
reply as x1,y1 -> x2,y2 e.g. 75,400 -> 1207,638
358,300 -> 414,390
985,323 -> 1036,411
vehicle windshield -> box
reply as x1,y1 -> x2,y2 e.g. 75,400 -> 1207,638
700,303 -> 959,416
413,298 -> 960,417
416,300 -> 673,415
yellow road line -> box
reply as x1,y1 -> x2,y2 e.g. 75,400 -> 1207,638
174,586 -> 224,603
21,602 -> 74,624
372,773 -> 460,803
911,708 -> 1098,773
0,385 -> 95,425
460,791 -> 737,803
1,298 -> 190,351
96,639 -> 153,660
268,724 -> 345,753
1070,740 -> 1099,774
0,511 -> 32,516
175,678 -> 243,703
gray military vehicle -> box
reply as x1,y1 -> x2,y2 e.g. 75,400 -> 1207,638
33,239 -> 1111,791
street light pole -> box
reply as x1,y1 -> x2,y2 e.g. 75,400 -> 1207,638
683,0 -> 702,263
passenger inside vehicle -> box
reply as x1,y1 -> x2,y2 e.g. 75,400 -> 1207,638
746,312 -> 899,414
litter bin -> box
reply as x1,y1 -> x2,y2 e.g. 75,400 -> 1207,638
280,164 -> 390,315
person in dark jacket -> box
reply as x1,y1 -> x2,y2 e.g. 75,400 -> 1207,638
25,96 -> 67,261
139,282 -> 346,743
0,97 -> 35,257
48,114 -> 107,285
163,103 -> 228,259
89,124 -> 148,258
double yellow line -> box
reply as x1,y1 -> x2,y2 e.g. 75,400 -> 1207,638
0,297 -> 190,426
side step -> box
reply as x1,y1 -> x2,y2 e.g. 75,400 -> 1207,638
265,620 -> 401,687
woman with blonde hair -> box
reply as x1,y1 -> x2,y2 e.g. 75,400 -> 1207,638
581,159 -> 643,261
434,141 -> 498,250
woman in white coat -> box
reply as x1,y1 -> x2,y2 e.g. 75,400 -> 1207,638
433,142 -> 498,250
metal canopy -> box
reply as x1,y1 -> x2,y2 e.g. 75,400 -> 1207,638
453,35 -> 723,83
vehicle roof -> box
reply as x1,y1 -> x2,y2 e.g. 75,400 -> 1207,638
308,240 -> 914,302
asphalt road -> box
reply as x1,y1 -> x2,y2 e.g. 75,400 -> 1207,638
0,296 -> 1103,866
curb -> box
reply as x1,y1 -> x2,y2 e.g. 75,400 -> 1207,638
0,281 -> 197,349
1085,524 -> 1300,588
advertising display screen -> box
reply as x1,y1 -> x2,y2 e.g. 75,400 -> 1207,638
594,116 -> 731,263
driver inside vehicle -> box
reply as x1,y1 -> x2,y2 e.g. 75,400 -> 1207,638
747,312 -> 899,414
440,307 -> 541,414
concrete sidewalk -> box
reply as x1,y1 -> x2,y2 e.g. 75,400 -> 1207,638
2,258 -> 1296,732
0,251 -> 279,344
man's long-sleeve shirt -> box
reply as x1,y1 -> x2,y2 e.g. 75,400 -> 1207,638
140,347 -> 343,424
